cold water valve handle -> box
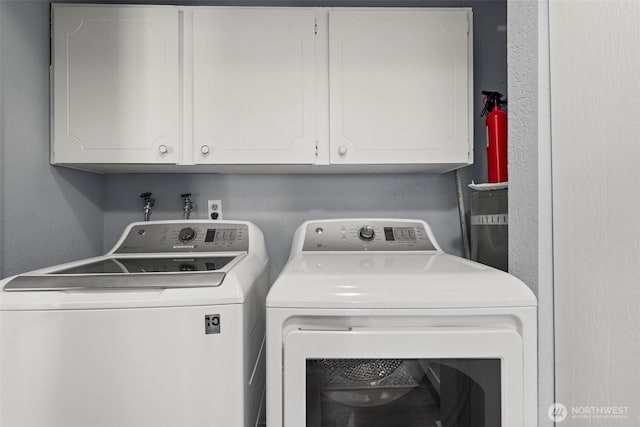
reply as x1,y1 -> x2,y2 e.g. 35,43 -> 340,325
181,193 -> 195,220
140,192 -> 156,222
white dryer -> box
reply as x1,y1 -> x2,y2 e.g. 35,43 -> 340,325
0,220 -> 268,427
266,219 -> 537,427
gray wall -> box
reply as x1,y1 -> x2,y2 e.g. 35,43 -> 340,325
104,173 -> 462,282
0,0 -> 105,278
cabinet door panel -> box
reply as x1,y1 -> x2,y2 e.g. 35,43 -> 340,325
193,8 -> 316,164
329,9 -> 472,166
52,5 -> 180,164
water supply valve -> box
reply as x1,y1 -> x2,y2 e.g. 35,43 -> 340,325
181,193 -> 195,220
140,192 -> 156,222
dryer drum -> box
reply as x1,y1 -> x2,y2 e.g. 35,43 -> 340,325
309,359 -> 425,407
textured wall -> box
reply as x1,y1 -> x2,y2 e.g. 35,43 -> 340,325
508,1 -> 554,426
0,0 -> 105,278
509,2 -> 539,288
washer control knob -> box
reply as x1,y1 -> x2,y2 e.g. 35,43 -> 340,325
338,145 -> 348,156
358,225 -> 375,241
178,227 -> 197,242
158,145 -> 168,154
201,145 -> 210,155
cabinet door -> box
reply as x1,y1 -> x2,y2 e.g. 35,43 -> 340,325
329,9 -> 472,166
51,5 -> 180,165
193,8 -> 317,165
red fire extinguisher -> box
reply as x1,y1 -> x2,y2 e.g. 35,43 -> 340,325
481,91 -> 508,183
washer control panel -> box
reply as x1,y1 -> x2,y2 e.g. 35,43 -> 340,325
115,223 -> 248,253
302,220 -> 437,251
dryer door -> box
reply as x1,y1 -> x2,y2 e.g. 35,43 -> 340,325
283,327 -> 522,427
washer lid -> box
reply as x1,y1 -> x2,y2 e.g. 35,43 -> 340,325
266,253 -> 537,309
3,272 -> 226,292
3,256 -> 235,292
50,256 -> 235,274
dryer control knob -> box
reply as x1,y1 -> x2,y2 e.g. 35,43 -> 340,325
358,225 -> 375,241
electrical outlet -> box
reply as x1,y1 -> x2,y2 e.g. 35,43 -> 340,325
207,200 -> 222,220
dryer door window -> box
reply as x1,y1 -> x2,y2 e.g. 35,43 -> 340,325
305,358 -> 500,427
283,328 -> 523,427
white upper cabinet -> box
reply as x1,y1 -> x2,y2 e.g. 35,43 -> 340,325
51,5 -> 181,165
50,6 -> 472,173
192,8 -> 317,165
329,9 -> 472,167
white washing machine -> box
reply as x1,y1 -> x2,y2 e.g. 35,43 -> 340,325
266,219 -> 537,427
0,220 -> 268,427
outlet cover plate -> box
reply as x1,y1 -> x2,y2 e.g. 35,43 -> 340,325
207,200 -> 222,220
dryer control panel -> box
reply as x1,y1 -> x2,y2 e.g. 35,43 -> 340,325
114,222 -> 249,253
301,220 -> 438,251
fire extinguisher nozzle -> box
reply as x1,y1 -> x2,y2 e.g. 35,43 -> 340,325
480,91 -> 507,117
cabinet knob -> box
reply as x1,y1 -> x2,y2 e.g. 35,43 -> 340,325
158,145 -> 168,154
338,145 -> 348,156
201,145 -> 210,155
